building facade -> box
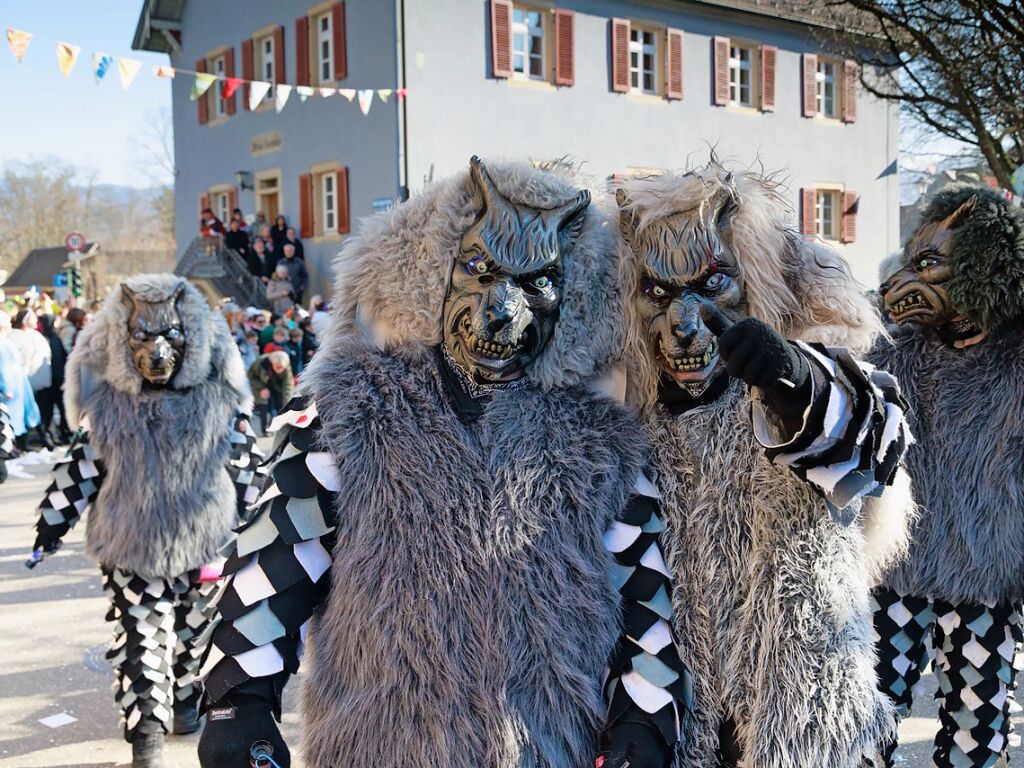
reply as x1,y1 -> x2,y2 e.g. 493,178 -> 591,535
134,0 -> 899,297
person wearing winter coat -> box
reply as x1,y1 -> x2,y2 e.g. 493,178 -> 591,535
280,244 -> 308,306
36,314 -> 71,443
265,264 -> 295,315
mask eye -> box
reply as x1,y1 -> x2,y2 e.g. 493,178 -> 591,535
132,330 -> 146,342
167,328 -> 183,341
704,273 -> 725,292
531,275 -> 551,290
916,256 -> 938,271
467,255 -> 489,275
642,280 -> 671,303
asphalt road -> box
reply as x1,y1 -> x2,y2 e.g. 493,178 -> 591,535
0,451 -> 1018,767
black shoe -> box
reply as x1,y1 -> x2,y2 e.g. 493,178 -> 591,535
172,703 -> 202,735
131,732 -> 165,768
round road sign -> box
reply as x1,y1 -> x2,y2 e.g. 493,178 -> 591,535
65,232 -> 86,252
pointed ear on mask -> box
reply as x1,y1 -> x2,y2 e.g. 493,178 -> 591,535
121,284 -> 140,314
941,194 -> 978,230
551,188 -> 590,250
467,154 -> 496,214
616,188 -> 639,247
171,282 -> 186,307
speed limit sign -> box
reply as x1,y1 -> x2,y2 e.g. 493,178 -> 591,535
65,231 -> 86,252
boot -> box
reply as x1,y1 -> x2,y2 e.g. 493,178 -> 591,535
172,700 -> 202,735
131,731 -> 165,768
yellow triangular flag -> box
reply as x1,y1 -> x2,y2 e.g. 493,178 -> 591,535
117,58 -> 142,90
191,72 -> 216,100
56,42 -> 81,78
337,88 -> 356,102
377,89 -> 393,103
7,28 -> 31,62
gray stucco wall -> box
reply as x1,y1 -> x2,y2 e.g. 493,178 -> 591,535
169,0 -> 401,299
402,0 -> 900,287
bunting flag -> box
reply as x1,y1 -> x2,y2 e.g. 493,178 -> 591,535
319,87 -> 336,98
357,89 -> 374,115
397,88 -> 409,101
191,72 -> 216,101
93,52 -> 114,83
223,77 -> 242,99
337,88 -> 355,102
118,57 -> 142,90
153,65 -> 175,79
248,80 -> 271,110
7,28 -> 31,62
274,84 -> 292,112
56,42 -> 81,78
296,85 -> 314,102
377,88 -> 393,103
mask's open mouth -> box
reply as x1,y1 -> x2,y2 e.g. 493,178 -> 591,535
658,338 -> 720,381
887,289 -> 935,322
452,311 -> 532,377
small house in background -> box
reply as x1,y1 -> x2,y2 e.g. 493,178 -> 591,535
1,243 -> 99,298
133,0 -> 899,296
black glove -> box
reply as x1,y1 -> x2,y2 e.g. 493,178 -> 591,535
33,524 -> 69,556
198,692 -> 290,768
597,718 -> 671,768
700,303 -> 811,429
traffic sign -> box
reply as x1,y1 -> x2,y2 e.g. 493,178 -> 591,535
64,231 -> 86,252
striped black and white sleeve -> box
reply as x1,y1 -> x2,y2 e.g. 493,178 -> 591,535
750,342 -> 912,522
34,424 -> 105,547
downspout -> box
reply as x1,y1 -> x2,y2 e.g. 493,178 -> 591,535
396,0 -> 409,201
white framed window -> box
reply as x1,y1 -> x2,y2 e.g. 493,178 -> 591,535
321,173 -> 337,234
213,190 -> 231,225
512,6 -> 545,80
728,45 -> 753,107
260,35 -> 275,101
212,55 -> 227,118
629,28 -> 658,94
317,12 -> 334,84
816,59 -> 836,118
815,189 -> 839,240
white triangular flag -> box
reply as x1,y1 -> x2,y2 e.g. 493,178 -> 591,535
275,84 -> 292,113
377,88 -> 393,103
357,89 -> 374,115
248,80 -> 271,110
319,87 -> 336,98
337,88 -> 355,102
296,85 -> 315,102
117,57 -> 142,89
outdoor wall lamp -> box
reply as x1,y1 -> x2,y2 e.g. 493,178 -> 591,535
235,170 -> 253,190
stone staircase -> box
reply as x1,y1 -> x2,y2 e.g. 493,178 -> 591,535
174,236 -> 268,309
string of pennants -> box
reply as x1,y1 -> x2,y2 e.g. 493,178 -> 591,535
5,26 -> 406,116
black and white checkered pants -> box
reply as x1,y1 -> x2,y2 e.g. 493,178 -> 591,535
101,567 -> 216,741
872,585 -> 1023,768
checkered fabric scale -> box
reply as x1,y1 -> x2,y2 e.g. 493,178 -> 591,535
226,413 -> 270,520
0,401 -> 14,458
872,586 -> 1024,768
34,430 -> 105,541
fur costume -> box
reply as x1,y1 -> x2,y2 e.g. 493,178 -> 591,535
869,186 -> 1024,768
199,159 -> 690,768
616,161 -> 913,768
31,275 -> 264,754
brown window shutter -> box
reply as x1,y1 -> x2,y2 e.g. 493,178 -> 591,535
333,2 -> 347,81
196,59 -> 209,124
490,0 -> 513,79
800,188 -> 817,236
554,9 -> 575,87
665,28 -> 684,100
610,18 -> 630,93
224,46 -> 237,115
760,45 -> 777,111
273,25 -> 286,84
295,16 -> 310,86
228,187 -> 238,214
712,36 -> 730,106
199,193 -> 210,215
337,168 -> 350,235
843,59 -> 858,122
241,39 -> 254,109
841,191 -> 858,243
299,174 -> 314,238
802,53 -> 818,117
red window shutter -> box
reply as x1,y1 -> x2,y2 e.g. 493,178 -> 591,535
337,168 -> 350,235
333,2 -> 347,81
196,59 -> 209,124
665,28 -> 684,100
712,36 -> 730,106
224,46 -> 237,115
760,45 -> 777,111
241,39 -> 254,109
228,187 -> 238,215
490,0 -> 513,79
843,59 -> 859,122
554,9 -> 575,87
295,16 -> 310,87
610,18 -> 630,93
841,191 -> 858,243
199,193 -> 210,215
299,174 -> 314,238
802,53 -> 818,117
801,188 -> 817,236
273,25 -> 286,84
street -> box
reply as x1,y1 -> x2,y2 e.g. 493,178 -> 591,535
0,454 -> 1018,767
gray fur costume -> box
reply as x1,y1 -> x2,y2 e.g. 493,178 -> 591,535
617,164 -> 913,768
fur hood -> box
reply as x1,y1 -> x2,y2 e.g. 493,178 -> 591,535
65,274 -> 252,428
916,184 -> 1024,332
318,158 -> 623,390
615,160 -> 882,409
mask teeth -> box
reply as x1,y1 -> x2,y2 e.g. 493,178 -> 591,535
466,331 -> 523,360
659,339 -> 718,372
891,291 -> 928,316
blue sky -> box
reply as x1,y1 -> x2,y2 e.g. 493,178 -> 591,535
0,1 -> 172,187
